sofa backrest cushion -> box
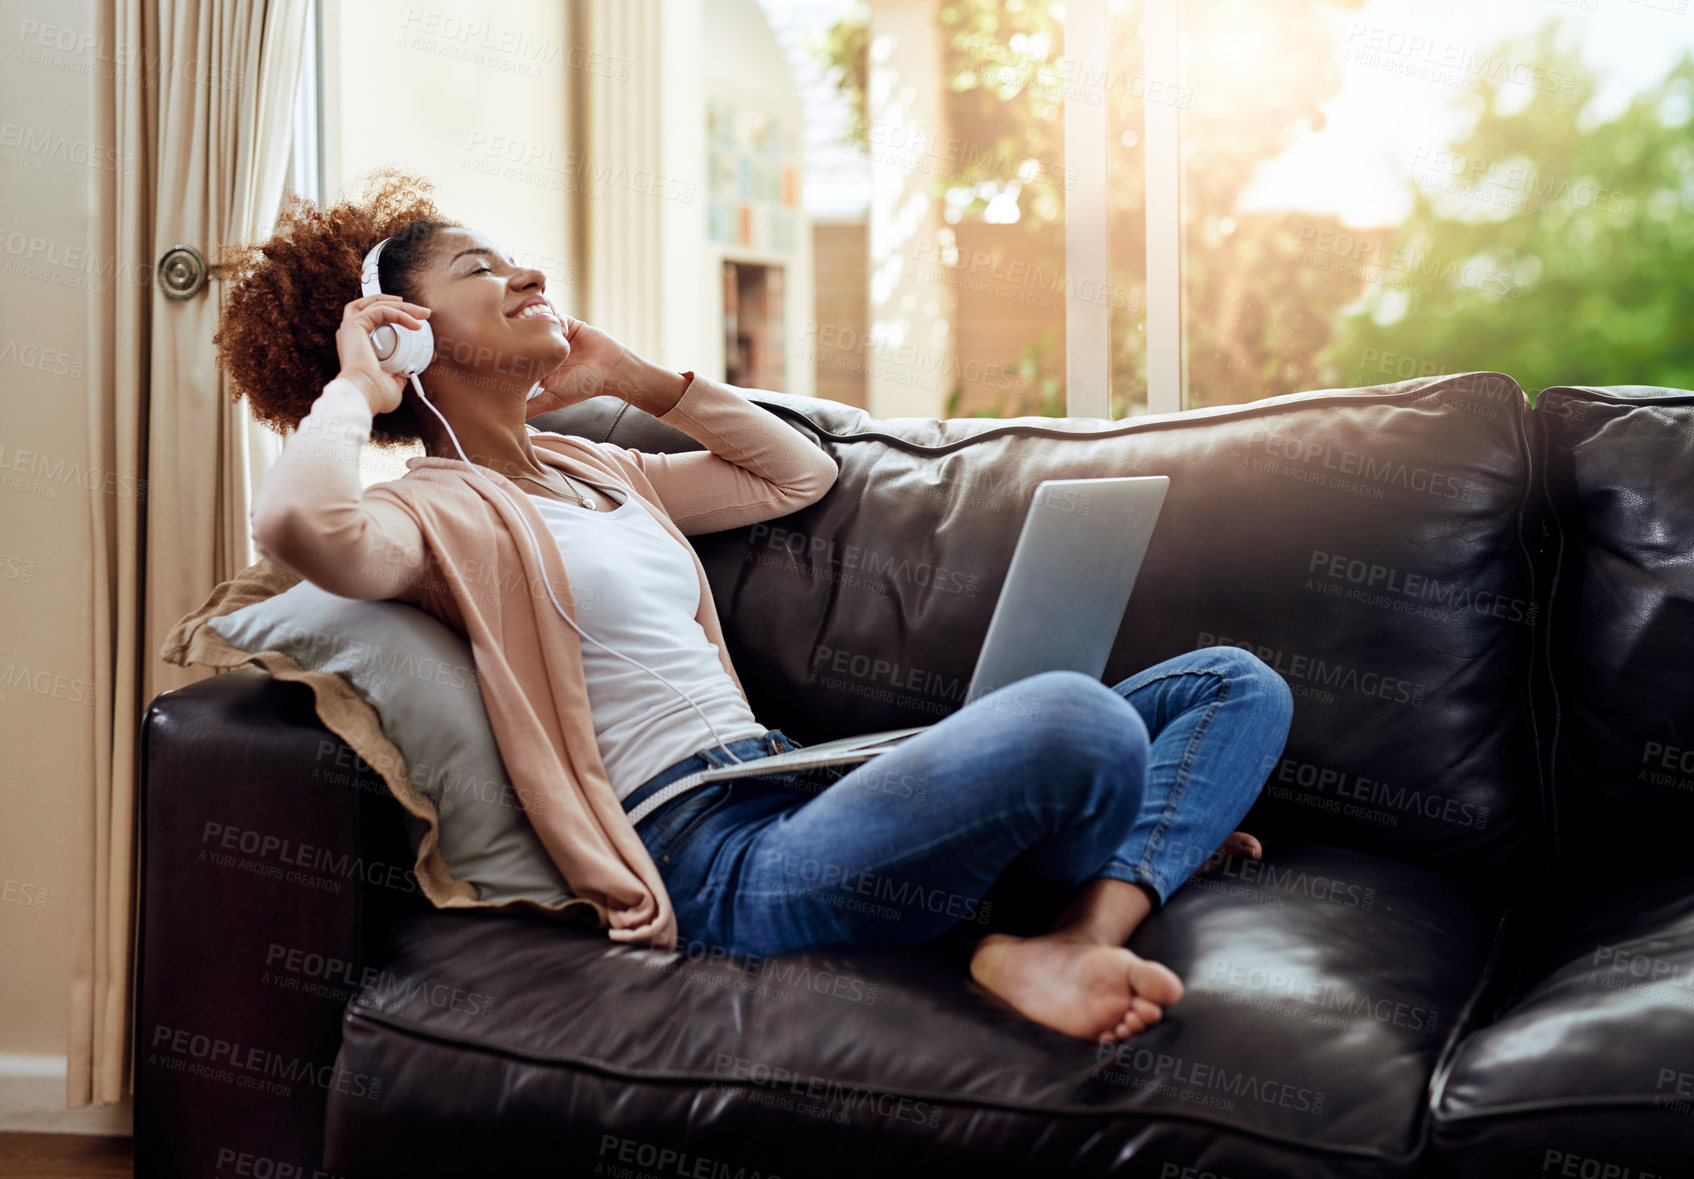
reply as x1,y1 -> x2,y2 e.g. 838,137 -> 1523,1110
1533,385 -> 1694,880
544,371 -> 1546,885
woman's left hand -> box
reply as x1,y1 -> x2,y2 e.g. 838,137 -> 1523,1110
525,313 -> 633,419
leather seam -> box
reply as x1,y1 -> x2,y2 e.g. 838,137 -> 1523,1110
736,371 -> 1519,457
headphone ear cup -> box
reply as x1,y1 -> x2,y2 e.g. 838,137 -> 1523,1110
370,319 -> 434,376
402,319 -> 434,376
369,323 -> 400,367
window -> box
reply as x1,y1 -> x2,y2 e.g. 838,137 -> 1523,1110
796,0 -> 1149,418
284,0 -> 324,208
828,0 -> 1694,418
1111,0 -> 1694,413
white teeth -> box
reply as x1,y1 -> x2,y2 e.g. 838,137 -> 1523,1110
514,304 -> 554,320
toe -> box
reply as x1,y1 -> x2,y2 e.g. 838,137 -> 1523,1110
1129,957 -> 1185,1007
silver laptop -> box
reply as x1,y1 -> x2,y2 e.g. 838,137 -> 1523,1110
692,475 -> 1171,781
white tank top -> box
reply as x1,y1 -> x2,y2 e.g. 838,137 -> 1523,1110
524,485 -> 766,799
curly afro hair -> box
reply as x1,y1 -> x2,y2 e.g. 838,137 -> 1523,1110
213,169 -> 460,449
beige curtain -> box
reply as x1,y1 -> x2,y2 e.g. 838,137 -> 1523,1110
72,0 -> 308,1108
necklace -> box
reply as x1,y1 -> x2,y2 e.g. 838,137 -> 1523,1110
510,470 -> 595,510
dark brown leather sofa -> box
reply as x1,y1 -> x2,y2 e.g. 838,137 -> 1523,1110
135,373 -> 1694,1177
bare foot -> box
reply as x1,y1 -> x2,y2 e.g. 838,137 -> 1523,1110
969,931 -> 1185,1044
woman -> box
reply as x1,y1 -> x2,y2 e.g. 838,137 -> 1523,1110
218,173 -> 1294,1047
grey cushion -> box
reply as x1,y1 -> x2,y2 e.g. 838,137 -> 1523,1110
208,580 -> 574,907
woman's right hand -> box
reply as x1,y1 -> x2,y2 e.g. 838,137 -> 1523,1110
334,294 -> 431,415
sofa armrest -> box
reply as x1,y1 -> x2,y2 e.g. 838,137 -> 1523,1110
137,667 -> 421,1176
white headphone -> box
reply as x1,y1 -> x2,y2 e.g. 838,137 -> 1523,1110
357,236 -> 747,768
359,238 -> 436,377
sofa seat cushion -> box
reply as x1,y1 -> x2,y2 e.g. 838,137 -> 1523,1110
324,841 -> 1507,1179
1430,862 -> 1694,1178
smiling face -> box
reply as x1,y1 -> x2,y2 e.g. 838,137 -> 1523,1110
404,227 -> 571,393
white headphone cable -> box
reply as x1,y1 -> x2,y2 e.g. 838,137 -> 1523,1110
407,372 -> 748,767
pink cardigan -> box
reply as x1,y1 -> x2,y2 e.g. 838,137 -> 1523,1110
250,373 -> 840,948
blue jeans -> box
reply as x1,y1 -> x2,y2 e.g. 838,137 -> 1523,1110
629,647 -> 1294,958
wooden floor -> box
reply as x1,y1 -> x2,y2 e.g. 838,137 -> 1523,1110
0,1134 -> 132,1178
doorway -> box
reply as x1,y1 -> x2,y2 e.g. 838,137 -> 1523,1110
723,261 -> 785,390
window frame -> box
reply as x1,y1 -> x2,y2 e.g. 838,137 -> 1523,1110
1065,0 -> 1183,419
288,0 -> 326,207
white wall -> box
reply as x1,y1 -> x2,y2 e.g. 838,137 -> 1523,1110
324,0 -> 579,485
0,0 -> 132,1134
325,0 -> 577,294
